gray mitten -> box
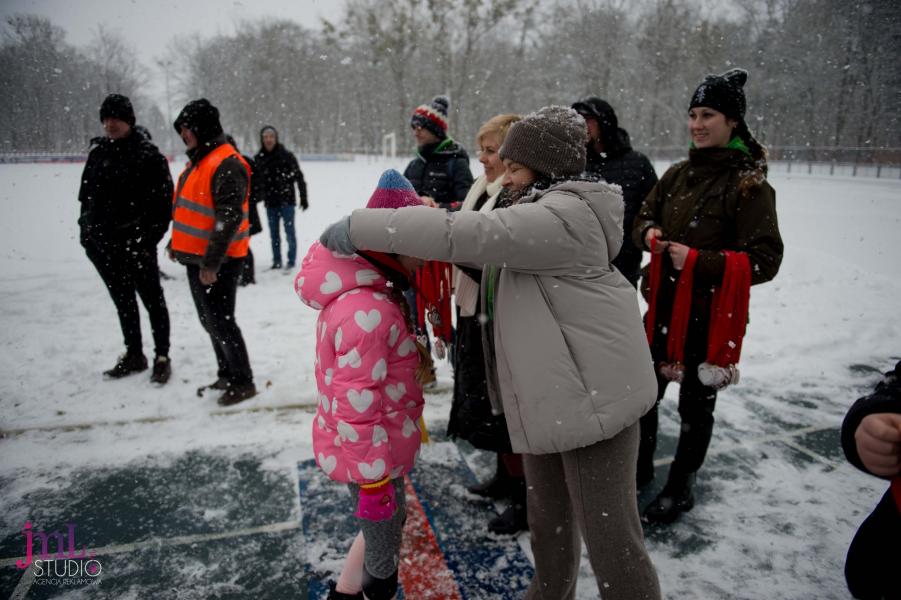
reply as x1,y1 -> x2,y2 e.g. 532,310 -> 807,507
319,215 -> 356,255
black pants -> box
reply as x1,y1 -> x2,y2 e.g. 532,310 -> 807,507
186,260 -> 253,386
638,365 -> 718,478
85,240 -> 170,357
845,489 -> 901,599
240,248 -> 255,284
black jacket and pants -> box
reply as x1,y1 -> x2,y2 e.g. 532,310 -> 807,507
175,136 -> 254,386
841,361 -> 901,599
78,128 -> 173,358
239,153 -> 262,285
254,138 -> 307,268
582,116 -> 657,287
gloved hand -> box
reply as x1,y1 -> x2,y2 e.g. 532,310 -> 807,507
697,362 -> 740,390
319,215 -> 356,255
356,478 -> 396,521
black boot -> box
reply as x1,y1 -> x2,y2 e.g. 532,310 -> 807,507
643,471 -> 696,525
326,580 -> 363,600
103,352 -> 148,379
467,454 -> 511,499
488,477 -> 528,535
217,382 -> 257,406
150,355 -> 171,385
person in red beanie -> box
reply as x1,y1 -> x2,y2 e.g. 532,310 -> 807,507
632,69 -> 784,524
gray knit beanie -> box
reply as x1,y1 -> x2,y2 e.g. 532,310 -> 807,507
499,105 -> 587,177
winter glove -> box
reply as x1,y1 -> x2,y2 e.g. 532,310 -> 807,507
356,477 -> 396,521
300,198 -> 309,211
697,362 -> 740,390
319,215 -> 356,255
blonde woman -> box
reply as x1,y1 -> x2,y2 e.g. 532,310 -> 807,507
447,114 -> 528,534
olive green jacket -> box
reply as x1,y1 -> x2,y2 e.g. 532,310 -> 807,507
632,147 -> 784,362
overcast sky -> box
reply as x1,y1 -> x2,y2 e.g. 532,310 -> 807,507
0,0 -> 348,116
0,0 -> 347,68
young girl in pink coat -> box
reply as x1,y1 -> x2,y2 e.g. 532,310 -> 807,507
295,170 -> 427,600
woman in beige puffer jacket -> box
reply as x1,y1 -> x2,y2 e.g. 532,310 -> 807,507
321,105 -> 661,600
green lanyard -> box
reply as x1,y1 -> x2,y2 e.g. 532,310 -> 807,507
486,265 -> 498,322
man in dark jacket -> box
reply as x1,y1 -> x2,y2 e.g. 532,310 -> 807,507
79,93 -> 174,383
254,126 -> 307,270
572,96 -> 657,287
171,99 -> 256,406
403,95 -> 474,211
841,360 -> 901,599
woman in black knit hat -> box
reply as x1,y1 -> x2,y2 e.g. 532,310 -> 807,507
633,69 -> 784,524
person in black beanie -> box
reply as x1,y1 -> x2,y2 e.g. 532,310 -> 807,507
254,125 -> 307,270
79,93 -> 174,384
170,98 -> 257,406
572,96 -> 657,288
633,69 -> 783,524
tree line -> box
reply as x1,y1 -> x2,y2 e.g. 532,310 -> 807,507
1,0 -> 899,160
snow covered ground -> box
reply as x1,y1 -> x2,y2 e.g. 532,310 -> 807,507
0,156 -> 899,599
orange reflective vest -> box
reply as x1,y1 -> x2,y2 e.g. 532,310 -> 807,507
171,143 -> 250,259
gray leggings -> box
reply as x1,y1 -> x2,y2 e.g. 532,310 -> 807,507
523,423 -> 661,600
346,478 -> 407,579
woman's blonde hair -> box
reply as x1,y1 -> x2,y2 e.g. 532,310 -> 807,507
476,113 -> 521,148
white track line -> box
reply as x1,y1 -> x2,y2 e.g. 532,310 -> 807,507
0,520 -> 300,569
0,403 -> 318,437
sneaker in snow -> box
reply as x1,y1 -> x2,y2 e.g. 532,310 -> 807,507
150,355 -> 171,385
103,352 -> 148,379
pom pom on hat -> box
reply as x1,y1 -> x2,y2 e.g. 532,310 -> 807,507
366,170 -> 424,209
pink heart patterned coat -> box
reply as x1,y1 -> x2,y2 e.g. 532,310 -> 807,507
295,241 -> 424,484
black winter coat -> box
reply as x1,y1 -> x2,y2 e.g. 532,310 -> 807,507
840,360 -> 901,599
842,361 -> 901,476
403,139 -> 474,210
585,128 -> 658,286
254,144 -> 307,208
78,127 -> 173,248
240,154 -> 263,236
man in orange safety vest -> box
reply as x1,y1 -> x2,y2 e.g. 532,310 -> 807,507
170,98 -> 256,406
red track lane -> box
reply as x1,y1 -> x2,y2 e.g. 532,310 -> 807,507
398,476 -> 463,599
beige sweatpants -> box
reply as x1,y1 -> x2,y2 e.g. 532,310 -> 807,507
523,423 -> 661,600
